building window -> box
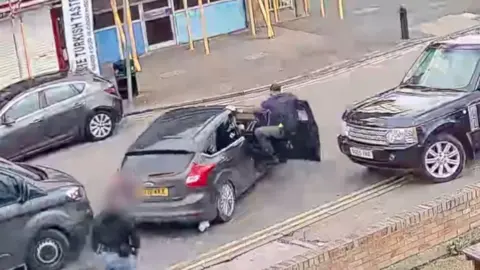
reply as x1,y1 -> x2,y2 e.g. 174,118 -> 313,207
93,5 -> 140,30
172,0 -> 210,11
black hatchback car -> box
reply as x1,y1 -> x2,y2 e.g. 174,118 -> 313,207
338,35 -> 480,182
121,105 -> 320,231
0,158 -> 93,270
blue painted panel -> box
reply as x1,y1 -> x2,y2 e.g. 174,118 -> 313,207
123,22 -> 146,56
95,28 -> 121,65
132,22 -> 146,55
95,22 -> 146,65
174,0 -> 247,43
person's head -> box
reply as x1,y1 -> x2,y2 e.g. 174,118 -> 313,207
104,171 -> 138,212
269,83 -> 282,96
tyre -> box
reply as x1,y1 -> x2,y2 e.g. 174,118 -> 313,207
421,133 -> 465,183
86,110 -> 114,141
26,229 -> 70,270
214,180 -> 236,223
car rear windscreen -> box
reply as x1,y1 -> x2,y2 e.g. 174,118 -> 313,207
121,152 -> 194,176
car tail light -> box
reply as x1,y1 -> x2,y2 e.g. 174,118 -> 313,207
186,163 -> 216,188
104,86 -> 118,96
66,186 -> 84,201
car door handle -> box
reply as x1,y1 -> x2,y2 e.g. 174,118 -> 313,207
73,102 -> 84,108
33,118 -> 44,123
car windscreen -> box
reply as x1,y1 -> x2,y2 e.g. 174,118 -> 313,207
121,151 -> 195,176
402,45 -> 480,90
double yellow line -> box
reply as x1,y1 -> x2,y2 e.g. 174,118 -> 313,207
169,174 -> 411,270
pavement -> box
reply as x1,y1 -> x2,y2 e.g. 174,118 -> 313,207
419,255 -> 471,270
133,1 -> 480,111
207,162 -> 480,269
31,39 -> 421,269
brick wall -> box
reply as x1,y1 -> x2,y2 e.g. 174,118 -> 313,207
266,183 -> 480,270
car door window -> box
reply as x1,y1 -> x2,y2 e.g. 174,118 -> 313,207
4,93 -> 40,121
44,85 -> 79,106
0,173 -> 20,206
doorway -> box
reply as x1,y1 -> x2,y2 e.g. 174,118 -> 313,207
142,0 -> 175,50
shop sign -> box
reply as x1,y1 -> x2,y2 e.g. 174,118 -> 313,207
62,0 -> 99,74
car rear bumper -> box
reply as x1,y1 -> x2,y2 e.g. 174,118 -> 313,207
337,135 -> 423,170
131,192 -> 217,224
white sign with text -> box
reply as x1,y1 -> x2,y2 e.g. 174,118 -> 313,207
62,0 -> 99,74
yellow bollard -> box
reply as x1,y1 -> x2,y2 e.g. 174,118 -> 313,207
182,0 -> 194,50
198,0 -> 210,55
273,0 -> 279,23
125,0 -> 141,72
257,0 -> 274,38
247,0 -> 256,37
320,0 -> 325,17
338,0 -> 344,19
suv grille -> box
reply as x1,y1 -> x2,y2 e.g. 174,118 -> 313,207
348,125 -> 388,145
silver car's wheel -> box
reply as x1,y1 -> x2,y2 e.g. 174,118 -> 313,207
421,133 -> 465,183
215,181 -> 235,223
88,112 -> 113,140
425,141 -> 460,178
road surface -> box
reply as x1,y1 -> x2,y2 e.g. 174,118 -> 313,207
30,48 -> 422,269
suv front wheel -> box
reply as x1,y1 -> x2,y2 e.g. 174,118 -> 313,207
420,133 -> 466,183
26,229 -> 70,270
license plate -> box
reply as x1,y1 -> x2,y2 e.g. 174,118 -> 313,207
350,147 -> 373,159
143,188 -> 169,197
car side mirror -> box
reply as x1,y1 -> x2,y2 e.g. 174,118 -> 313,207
2,116 -> 15,126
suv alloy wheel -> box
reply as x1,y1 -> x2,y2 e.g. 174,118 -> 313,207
421,133 -> 466,183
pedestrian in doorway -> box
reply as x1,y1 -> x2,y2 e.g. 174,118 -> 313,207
91,172 -> 140,270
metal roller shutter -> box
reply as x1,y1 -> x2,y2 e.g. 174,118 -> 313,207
22,6 -> 59,76
0,20 -> 21,89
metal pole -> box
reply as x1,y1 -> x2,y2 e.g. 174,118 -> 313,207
123,0 -> 133,105
399,6 -> 409,40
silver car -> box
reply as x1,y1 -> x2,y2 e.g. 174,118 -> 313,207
0,71 -> 123,161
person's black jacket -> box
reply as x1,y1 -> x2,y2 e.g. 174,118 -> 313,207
91,210 -> 140,257
260,93 -> 298,133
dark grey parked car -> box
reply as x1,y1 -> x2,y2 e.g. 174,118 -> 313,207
0,70 -> 123,161
0,158 -> 93,270
121,105 -> 320,232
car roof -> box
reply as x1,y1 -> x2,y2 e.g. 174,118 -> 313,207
0,70 -> 92,111
435,35 -> 480,46
127,105 -> 226,153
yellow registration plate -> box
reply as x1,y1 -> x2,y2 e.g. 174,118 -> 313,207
143,188 -> 169,197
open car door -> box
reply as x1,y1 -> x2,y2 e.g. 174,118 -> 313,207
277,100 -> 321,162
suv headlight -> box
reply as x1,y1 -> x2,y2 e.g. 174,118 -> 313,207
386,128 -> 418,144
341,121 -> 349,136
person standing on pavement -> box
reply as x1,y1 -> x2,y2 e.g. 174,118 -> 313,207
253,83 -> 299,163
91,172 -> 140,270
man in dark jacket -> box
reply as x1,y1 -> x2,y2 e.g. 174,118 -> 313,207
253,83 -> 299,163
91,173 -> 140,270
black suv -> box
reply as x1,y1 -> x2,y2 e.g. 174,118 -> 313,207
338,35 -> 480,183
0,158 -> 92,270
